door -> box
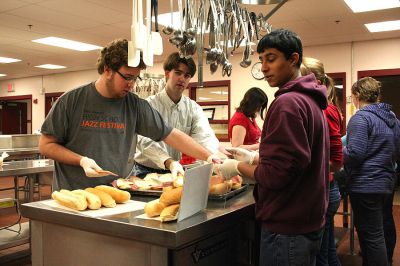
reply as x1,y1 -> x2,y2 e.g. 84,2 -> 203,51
0,101 -> 27,134
45,92 -> 64,117
358,69 -> 400,117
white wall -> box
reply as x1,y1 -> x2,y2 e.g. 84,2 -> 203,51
0,37 -> 399,132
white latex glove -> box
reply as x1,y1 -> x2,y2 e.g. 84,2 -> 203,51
225,147 -> 258,165
213,159 -> 241,179
169,161 -> 185,179
79,157 -> 107,177
206,153 -> 222,164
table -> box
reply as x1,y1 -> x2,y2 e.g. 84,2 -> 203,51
21,188 -> 259,266
0,159 -> 54,202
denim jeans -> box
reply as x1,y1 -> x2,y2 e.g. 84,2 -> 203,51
316,180 -> 341,266
350,193 -> 389,266
131,162 -> 170,178
259,228 -> 322,266
383,189 -> 396,264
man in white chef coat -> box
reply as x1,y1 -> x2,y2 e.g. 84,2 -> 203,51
133,52 -> 220,178
39,40 -> 218,191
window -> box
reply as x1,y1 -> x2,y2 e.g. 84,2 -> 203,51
187,80 -> 231,142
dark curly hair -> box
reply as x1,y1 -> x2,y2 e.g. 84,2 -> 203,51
237,87 -> 268,119
352,77 -> 381,103
163,52 -> 196,77
96,39 -> 146,74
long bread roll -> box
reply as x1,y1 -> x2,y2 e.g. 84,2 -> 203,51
95,185 -> 131,203
209,182 -> 231,195
52,191 -> 87,211
60,189 -> 88,210
160,204 -> 179,222
85,187 -> 116,208
144,199 -> 166,217
72,189 -> 101,210
159,187 -> 182,206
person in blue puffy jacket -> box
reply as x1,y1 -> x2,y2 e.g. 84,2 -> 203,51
344,77 -> 400,266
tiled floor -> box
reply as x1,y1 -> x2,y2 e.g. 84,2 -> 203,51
0,176 -> 399,265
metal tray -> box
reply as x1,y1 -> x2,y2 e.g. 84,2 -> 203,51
123,184 -> 249,200
208,183 -> 249,201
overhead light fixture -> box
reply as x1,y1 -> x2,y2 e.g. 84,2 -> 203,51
365,20 -> 400,32
344,0 -> 400,13
199,97 -> 212,101
210,91 -> 228,95
238,0 -> 283,4
0,57 -> 21,63
0,74 -> 6,77
35,64 -> 66,69
32,37 -> 102,51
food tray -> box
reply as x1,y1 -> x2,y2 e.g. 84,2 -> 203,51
127,189 -> 162,197
208,183 -> 249,201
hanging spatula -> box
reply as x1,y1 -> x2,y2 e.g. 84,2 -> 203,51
143,0 -> 154,66
128,0 -> 140,67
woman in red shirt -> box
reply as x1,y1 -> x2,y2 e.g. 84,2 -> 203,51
228,87 -> 268,151
301,57 -> 343,266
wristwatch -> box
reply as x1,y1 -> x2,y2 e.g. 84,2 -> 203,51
251,62 -> 264,80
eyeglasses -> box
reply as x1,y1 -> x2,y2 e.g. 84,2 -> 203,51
115,70 -> 142,82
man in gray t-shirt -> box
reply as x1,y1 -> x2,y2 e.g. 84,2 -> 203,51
40,39 -> 219,191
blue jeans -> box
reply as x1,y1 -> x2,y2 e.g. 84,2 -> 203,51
131,163 -> 170,178
350,193 -> 389,266
316,180 -> 341,266
383,189 -> 396,264
259,228 -> 322,266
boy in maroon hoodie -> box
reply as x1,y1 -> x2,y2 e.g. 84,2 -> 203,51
216,29 -> 330,265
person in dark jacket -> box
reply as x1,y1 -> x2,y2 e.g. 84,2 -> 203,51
344,77 -> 400,266
214,29 -> 330,266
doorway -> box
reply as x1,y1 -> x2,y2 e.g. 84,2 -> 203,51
358,69 -> 400,117
0,95 -> 32,135
45,92 -> 64,117
328,72 -> 346,135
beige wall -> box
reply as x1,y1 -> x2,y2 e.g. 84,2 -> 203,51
0,37 -> 399,132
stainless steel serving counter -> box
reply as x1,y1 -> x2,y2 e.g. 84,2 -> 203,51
0,148 -> 41,161
0,159 -> 54,202
21,188 -> 259,266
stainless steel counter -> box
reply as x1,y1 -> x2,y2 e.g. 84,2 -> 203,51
21,188 -> 255,248
0,159 -> 54,202
0,159 -> 53,177
0,148 -> 40,160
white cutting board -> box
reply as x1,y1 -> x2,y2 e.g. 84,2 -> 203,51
178,163 -> 212,222
41,199 -> 146,218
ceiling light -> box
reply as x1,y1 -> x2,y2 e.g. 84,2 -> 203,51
365,20 -> 400,32
35,64 -> 66,69
199,97 -> 212,101
210,91 -> 228,95
0,57 -> 21,63
344,0 -> 400,13
32,37 -> 102,51
0,74 -> 6,77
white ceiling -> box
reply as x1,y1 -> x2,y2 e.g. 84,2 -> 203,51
0,0 -> 399,80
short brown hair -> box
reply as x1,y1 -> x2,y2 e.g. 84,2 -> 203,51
352,77 -> 381,103
237,87 -> 268,119
96,39 -> 146,74
163,52 -> 196,77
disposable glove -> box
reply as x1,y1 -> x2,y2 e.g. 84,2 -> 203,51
213,159 -> 241,179
79,156 -> 107,177
206,153 -> 222,164
169,161 -> 185,179
225,147 -> 258,165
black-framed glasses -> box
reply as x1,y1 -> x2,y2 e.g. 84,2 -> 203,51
115,70 -> 142,82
